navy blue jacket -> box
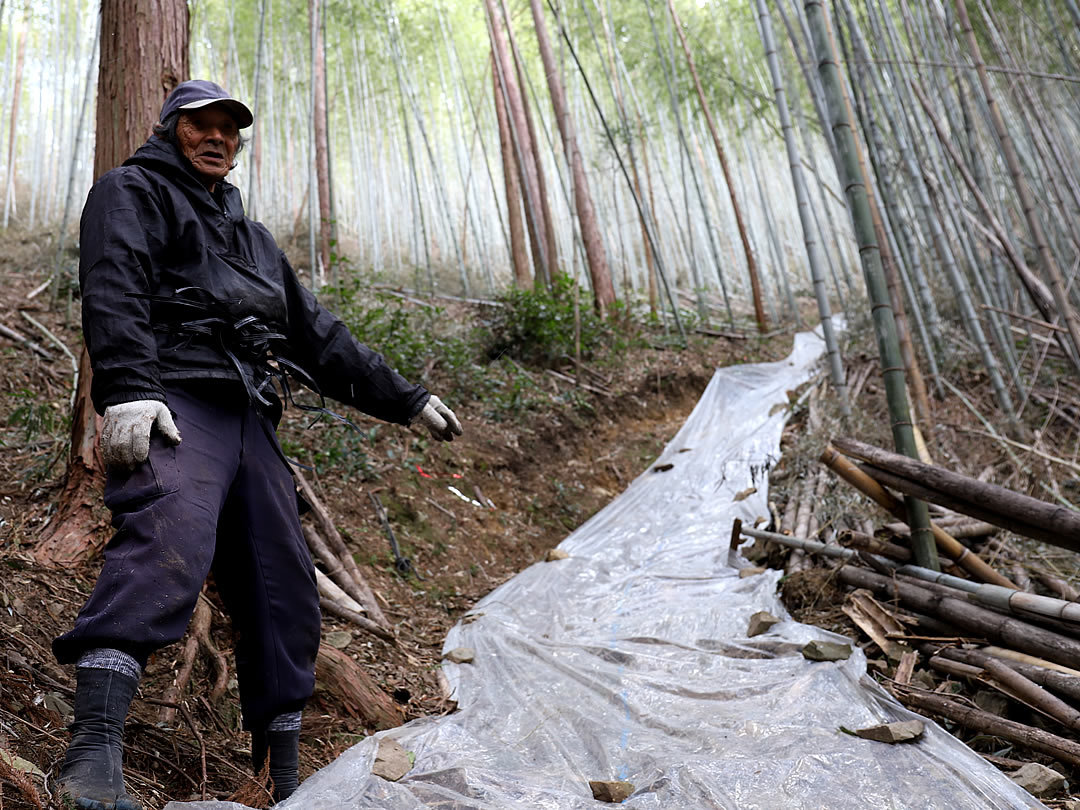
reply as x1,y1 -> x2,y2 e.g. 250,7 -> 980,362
79,136 -> 429,424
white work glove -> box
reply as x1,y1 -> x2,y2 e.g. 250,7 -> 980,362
100,400 -> 182,469
413,395 -> 463,442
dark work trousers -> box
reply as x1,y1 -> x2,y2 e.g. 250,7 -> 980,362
53,384 -> 321,731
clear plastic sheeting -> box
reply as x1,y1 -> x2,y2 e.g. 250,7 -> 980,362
170,329 -> 1042,810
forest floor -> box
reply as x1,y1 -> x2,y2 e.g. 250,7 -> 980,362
2,228 -> 1079,808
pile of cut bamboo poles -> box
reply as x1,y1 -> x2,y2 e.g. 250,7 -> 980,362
738,436 -> 1080,781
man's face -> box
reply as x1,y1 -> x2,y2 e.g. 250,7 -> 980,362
175,106 -> 240,189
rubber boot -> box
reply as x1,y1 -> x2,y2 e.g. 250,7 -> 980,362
252,728 -> 300,803
58,667 -> 142,810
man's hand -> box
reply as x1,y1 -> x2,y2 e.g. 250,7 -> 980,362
101,400 -> 182,469
414,395 -> 463,442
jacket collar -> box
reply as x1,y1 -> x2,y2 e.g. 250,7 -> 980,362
125,137 -> 246,224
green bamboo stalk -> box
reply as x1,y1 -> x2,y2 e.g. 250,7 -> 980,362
804,0 -> 936,570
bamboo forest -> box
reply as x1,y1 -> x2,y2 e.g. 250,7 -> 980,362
1,0 -> 1080,807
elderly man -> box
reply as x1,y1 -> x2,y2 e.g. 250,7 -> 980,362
53,80 -> 461,809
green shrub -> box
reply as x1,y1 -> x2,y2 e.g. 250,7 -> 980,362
481,275 -> 621,367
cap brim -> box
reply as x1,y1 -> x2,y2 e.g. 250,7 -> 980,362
178,97 -> 253,128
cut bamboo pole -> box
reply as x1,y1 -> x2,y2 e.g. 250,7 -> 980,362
740,524 -> 1079,628
936,646 -> 1080,704
837,530 -> 912,563
820,444 -> 1015,588
839,566 -> 1080,669
833,436 -> 1080,550
897,687 -> 1080,768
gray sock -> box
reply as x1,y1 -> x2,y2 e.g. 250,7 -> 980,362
76,648 -> 142,682
267,711 -> 302,732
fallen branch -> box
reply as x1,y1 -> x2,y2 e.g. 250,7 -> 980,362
546,368 -> 612,397
0,322 -> 54,361
294,468 -> 387,627
935,647 -> 1080,703
319,597 -> 394,642
979,654 -> 1080,732
303,524 -> 376,619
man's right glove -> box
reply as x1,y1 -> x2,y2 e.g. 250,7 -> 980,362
100,400 -> 182,469
414,395 -> 463,442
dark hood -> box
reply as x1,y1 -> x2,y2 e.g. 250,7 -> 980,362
124,136 -> 245,224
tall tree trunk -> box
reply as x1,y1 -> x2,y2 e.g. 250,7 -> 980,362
528,0 -> 614,314
666,0 -> 767,332
2,26 -> 25,228
310,0 -> 331,279
492,52 -> 530,287
37,0 -> 189,565
483,0 -> 551,287
499,0 -> 558,287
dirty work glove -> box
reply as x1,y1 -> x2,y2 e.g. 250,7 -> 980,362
101,400 -> 182,469
414,395 -> 463,442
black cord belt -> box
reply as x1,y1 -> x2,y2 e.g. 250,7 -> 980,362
127,286 -> 362,468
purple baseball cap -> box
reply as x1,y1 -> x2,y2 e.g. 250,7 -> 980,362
159,80 -> 253,128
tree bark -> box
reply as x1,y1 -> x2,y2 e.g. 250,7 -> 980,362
483,0 -> 551,287
528,0 -> 614,314
37,0 -> 188,565
314,644 -> 403,730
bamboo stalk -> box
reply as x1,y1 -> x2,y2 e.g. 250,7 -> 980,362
755,0 -> 849,416
803,0 -> 935,569
952,0 -> 1080,370
668,0 -> 765,332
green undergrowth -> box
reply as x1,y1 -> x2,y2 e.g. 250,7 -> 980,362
324,275 -> 644,423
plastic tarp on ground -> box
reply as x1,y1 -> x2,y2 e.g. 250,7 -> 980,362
171,329 -> 1042,810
